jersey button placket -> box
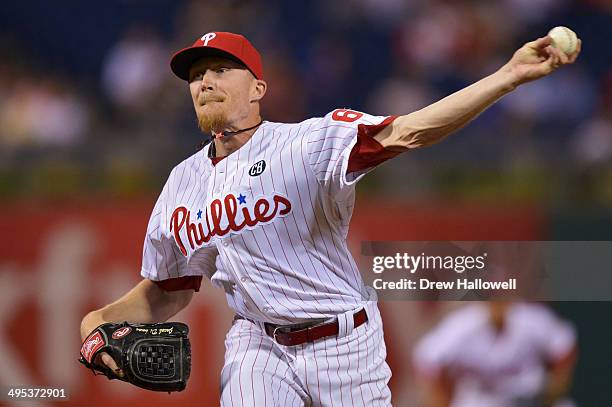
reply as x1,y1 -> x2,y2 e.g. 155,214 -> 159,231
214,159 -> 225,194
217,159 -> 226,174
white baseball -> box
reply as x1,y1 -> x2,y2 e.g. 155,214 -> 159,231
548,26 -> 578,55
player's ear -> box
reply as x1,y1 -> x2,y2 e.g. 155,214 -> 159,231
250,79 -> 267,103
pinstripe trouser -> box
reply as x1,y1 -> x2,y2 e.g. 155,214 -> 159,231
219,301 -> 392,407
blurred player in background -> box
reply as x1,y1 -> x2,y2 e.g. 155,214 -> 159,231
413,301 -> 577,407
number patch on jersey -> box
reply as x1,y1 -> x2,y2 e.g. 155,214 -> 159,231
249,160 -> 266,176
332,109 -> 363,123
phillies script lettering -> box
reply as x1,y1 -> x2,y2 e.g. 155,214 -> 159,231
171,193 -> 292,255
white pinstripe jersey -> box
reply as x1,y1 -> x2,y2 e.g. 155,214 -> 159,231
141,109 -> 396,324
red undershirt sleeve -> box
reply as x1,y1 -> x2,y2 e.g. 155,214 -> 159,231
152,275 -> 203,292
347,115 -> 399,173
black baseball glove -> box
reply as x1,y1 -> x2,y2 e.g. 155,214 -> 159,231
79,321 -> 191,392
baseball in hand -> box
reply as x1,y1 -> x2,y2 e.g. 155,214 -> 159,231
547,26 -> 579,55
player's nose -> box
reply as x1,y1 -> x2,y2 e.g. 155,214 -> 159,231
200,70 -> 215,92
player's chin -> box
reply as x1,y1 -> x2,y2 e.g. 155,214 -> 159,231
200,109 -> 226,121
199,103 -> 224,116
198,110 -> 229,133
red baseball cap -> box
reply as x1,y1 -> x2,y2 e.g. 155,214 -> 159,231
170,32 -> 264,81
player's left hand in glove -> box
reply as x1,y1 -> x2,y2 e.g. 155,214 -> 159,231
79,321 -> 191,392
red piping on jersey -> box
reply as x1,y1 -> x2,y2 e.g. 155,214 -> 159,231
348,115 -> 399,173
152,276 -> 203,292
211,156 -> 226,165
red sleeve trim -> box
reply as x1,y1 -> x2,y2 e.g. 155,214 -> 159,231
347,116 -> 400,173
153,276 -> 203,292
549,345 -> 578,370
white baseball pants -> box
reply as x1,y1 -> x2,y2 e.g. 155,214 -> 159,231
219,301 -> 392,406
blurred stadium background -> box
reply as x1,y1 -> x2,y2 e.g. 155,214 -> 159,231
0,0 -> 611,406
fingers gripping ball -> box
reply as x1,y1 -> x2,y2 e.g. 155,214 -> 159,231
79,322 -> 191,392
548,26 -> 579,55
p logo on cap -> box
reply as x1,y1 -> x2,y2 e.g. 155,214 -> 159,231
170,31 -> 264,81
201,33 -> 217,46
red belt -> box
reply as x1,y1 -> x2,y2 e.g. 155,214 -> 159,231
261,309 -> 368,346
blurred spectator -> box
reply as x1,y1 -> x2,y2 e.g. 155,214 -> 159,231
304,33 -> 356,113
260,48 -> 308,123
572,67 -> 612,166
0,76 -> 89,148
173,0 -> 270,46
0,1 -> 609,202
584,0 -> 612,11
101,26 -> 168,114
500,68 -> 595,128
502,0 -> 570,24
394,3 -> 464,75
571,114 -> 612,165
413,302 -> 577,407
392,2 -> 506,78
353,0 -> 411,23
366,74 -> 437,116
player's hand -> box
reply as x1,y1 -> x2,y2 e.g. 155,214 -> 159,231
502,36 -> 581,87
80,316 -> 125,378
95,352 -> 125,378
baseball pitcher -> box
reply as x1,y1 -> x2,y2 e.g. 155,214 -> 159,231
79,31 -> 581,405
